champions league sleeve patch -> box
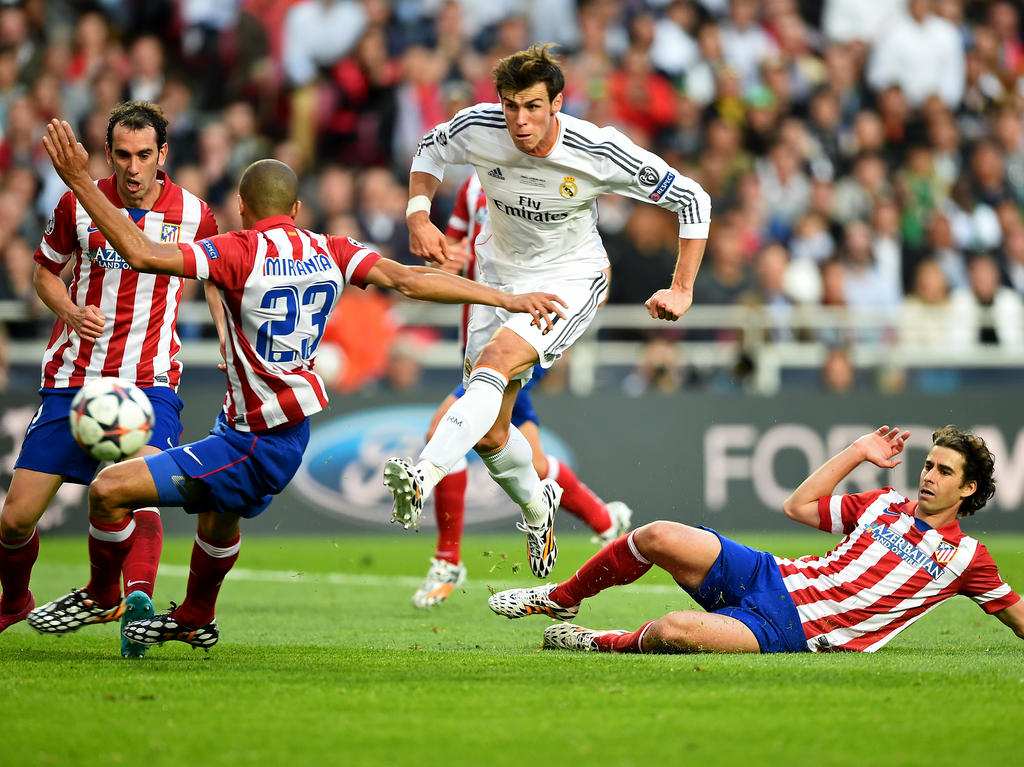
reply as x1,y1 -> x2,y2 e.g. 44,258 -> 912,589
44,215 -> 55,236
638,166 -> 660,186
198,238 -> 221,260
648,171 -> 676,202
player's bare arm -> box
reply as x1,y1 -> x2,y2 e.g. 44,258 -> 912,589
646,237 -> 707,321
782,426 -> 910,527
204,281 -> 228,371
42,119 -> 184,276
994,600 -> 1024,640
366,258 -> 567,331
32,262 -> 105,342
407,171 -> 449,266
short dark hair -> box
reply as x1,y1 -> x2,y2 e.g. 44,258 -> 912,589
238,159 -> 298,220
106,101 -> 168,150
493,42 -> 564,102
931,425 -> 996,517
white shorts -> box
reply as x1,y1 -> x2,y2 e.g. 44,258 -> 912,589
463,271 -> 610,385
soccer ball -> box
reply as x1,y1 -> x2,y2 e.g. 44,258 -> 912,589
69,378 -> 155,462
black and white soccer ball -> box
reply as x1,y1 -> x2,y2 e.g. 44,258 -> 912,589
69,377 -> 155,462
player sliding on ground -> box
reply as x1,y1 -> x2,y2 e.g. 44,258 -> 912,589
489,425 -> 1024,653
26,118 -> 565,651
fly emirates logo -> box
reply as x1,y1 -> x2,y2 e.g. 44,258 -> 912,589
492,195 -> 569,223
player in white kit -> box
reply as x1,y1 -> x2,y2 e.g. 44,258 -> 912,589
385,43 -> 711,578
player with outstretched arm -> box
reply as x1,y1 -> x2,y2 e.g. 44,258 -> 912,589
0,102 -> 219,658
26,119 -> 565,651
489,425 -> 1024,653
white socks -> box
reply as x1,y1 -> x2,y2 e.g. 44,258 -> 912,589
479,424 -> 543,519
419,367 -> 510,489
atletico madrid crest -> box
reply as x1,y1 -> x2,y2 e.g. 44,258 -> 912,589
160,223 -> 181,243
933,541 -> 958,565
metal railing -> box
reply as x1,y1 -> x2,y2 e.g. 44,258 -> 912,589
3,300 -> 1020,395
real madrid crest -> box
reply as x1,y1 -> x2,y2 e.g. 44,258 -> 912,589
559,176 -> 578,199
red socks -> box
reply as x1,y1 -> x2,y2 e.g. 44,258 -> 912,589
433,468 -> 467,565
121,508 -> 163,598
594,621 -> 656,653
549,532 -> 652,607
86,516 -> 136,607
172,531 -> 241,627
0,528 -> 39,615
547,458 -> 612,535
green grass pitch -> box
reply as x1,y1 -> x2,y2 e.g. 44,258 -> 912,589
2,531 -> 1022,767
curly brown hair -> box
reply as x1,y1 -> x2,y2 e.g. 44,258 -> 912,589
932,425 -> 996,517
106,101 -> 168,150
492,42 -> 564,102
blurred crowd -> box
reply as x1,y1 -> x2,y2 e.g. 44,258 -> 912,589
2,0 -> 1024,395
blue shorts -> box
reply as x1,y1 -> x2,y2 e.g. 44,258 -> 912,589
682,527 -> 809,654
15,386 -> 184,485
451,365 -> 545,428
144,411 -> 309,518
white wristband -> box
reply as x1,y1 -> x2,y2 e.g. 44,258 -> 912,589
406,195 -> 432,218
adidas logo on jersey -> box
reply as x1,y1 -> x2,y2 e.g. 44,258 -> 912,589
487,167 -> 505,180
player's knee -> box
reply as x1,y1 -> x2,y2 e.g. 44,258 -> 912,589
0,496 -> 44,540
649,611 -> 707,652
0,508 -> 36,542
197,512 -> 239,543
88,470 -> 127,521
632,521 -> 683,561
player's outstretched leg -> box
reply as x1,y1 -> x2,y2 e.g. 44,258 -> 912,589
488,583 -> 579,620
28,588 -> 125,634
542,623 -> 632,652
412,557 -> 467,609
516,479 -> 562,578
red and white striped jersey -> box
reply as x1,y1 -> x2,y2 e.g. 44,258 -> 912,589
34,171 -> 218,390
180,215 -> 381,431
445,173 -> 486,348
776,487 -> 1020,652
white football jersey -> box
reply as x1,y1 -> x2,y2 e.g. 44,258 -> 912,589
412,104 -> 711,286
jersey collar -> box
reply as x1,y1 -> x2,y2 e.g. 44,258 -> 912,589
253,215 -> 298,232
